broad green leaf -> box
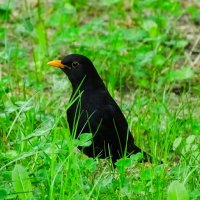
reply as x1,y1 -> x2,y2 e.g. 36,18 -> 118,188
167,181 -> 189,200
186,135 -> 196,144
140,168 -> 152,181
101,0 -> 120,6
78,133 -> 93,147
12,164 -> 33,200
116,157 -> 132,168
175,40 -> 188,49
153,54 -> 166,67
121,29 -> 147,42
2,150 -> 17,159
154,165 -> 165,176
132,182 -> 145,193
130,152 -> 143,162
168,67 -> 194,81
142,19 -> 158,37
173,137 -> 182,151
81,158 -> 96,172
165,40 -> 188,49
63,3 -> 76,14
79,133 -> 93,141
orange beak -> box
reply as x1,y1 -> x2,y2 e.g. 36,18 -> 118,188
47,60 -> 65,68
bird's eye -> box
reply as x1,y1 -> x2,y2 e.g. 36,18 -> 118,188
72,61 -> 79,68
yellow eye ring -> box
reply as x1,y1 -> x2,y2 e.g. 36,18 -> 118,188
72,61 -> 79,68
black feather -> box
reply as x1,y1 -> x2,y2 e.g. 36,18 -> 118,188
59,54 -> 151,163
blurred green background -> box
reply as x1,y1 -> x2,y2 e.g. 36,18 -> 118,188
0,0 -> 199,199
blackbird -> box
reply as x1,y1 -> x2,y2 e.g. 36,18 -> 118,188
48,54 -> 150,164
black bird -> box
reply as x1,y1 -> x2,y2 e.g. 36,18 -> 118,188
48,54 -> 150,164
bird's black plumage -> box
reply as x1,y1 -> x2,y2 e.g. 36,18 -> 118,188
48,54 -> 150,163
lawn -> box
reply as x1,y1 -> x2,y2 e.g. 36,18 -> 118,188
0,0 -> 200,199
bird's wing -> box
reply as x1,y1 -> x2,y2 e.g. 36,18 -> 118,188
89,103 -> 141,157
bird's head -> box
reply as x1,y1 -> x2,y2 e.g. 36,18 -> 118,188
48,54 -> 100,88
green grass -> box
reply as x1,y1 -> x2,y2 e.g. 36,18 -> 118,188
0,0 -> 200,199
